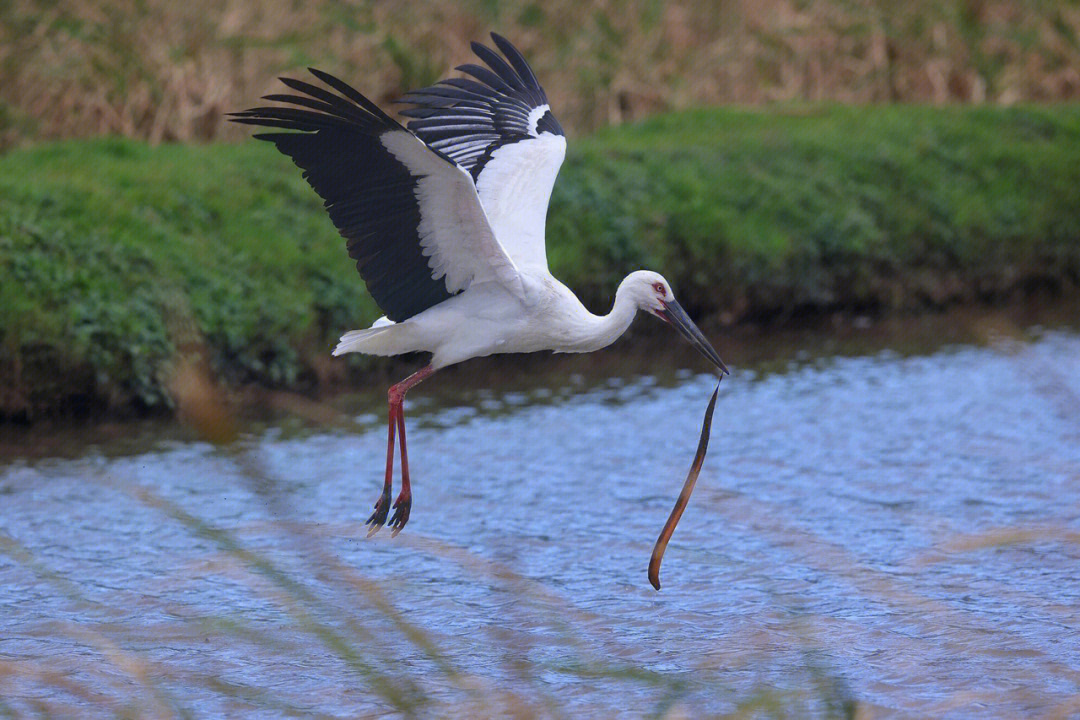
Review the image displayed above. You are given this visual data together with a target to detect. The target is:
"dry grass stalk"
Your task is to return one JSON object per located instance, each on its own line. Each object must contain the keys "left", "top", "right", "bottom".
{"left": 2, "top": 0, "right": 1080, "bottom": 148}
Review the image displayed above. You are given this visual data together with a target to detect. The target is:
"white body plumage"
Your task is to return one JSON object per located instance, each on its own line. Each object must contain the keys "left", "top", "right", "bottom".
{"left": 333, "top": 269, "right": 672, "bottom": 369}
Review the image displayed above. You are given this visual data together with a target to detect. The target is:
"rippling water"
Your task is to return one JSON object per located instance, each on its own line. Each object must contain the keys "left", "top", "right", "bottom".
{"left": 2, "top": 315, "right": 1079, "bottom": 717}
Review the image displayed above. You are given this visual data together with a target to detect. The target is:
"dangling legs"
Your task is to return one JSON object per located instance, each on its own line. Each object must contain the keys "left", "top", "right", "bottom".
{"left": 366, "top": 365, "right": 435, "bottom": 536}
{"left": 388, "top": 408, "right": 411, "bottom": 536}
{"left": 365, "top": 401, "right": 397, "bottom": 534}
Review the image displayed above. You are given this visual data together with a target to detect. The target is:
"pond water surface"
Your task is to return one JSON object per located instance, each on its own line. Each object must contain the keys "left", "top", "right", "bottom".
{"left": 2, "top": 308, "right": 1079, "bottom": 718}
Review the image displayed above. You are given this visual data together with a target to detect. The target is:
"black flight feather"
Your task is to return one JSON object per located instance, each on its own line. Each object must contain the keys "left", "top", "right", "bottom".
{"left": 401, "top": 34, "right": 564, "bottom": 179}
{"left": 229, "top": 70, "right": 457, "bottom": 322}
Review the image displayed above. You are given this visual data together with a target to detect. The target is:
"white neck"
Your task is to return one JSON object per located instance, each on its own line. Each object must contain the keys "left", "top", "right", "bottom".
{"left": 567, "top": 278, "right": 640, "bottom": 353}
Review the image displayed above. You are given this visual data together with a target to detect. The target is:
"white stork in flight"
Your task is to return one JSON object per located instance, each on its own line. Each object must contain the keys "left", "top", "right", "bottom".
{"left": 231, "top": 34, "right": 728, "bottom": 536}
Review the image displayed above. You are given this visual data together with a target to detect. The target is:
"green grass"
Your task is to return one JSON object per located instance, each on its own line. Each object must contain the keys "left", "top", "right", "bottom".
{"left": 1, "top": 138, "right": 376, "bottom": 417}
{"left": 3, "top": 104, "right": 1080, "bottom": 418}
{"left": 553, "top": 104, "right": 1080, "bottom": 316}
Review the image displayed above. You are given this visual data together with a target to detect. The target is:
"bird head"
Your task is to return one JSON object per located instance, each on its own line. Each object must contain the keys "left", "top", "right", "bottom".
{"left": 624, "top": 271, "right": 729, "bottom": 376}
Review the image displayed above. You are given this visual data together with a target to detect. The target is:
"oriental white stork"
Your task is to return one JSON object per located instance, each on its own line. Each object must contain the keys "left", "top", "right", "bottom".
{"left": 231, "top": 34, "right": 728, "bottom": 536}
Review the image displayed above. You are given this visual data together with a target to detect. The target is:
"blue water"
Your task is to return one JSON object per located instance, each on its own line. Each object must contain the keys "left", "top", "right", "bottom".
{"left": 2, "top": 324, "right": 1079, "bottom": 717}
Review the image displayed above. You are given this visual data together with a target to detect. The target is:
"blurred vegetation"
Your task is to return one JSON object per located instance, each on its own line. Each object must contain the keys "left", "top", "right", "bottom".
{"left": 0, "top": 464, "right": 864, "bottom": 718}
{"left": 2, "top": 104, "right": 1079, "bottom": 420}
{"left": 3, "top": 0, "right": 1080, "bottom": 147}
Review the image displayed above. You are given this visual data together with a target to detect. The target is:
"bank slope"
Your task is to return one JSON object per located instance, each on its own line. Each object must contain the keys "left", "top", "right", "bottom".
{"left": 3, "top": 105, "right": 1079, "bottom": 418}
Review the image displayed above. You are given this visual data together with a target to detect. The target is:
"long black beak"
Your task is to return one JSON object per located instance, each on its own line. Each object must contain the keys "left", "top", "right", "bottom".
{"left": 658, "top": 300, "right": 729, "bottom": 375}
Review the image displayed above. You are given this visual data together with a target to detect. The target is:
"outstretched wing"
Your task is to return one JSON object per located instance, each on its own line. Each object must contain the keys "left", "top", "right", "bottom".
{"left": 230, "top": 69, "right": 523, "bottom": 323}
{"left": 400, "top": 33, "right": 566, "bottom": 273}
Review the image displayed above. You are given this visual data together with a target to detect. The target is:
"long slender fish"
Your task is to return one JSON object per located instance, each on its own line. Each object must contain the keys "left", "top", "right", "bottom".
{"left": 648, "top": 378, "right": 722, "bottom": 591}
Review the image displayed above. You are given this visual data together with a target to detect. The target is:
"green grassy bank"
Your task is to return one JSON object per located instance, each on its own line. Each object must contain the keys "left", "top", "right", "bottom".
{"left": 3, "top": 104, "right": 1080, "bottom": 420}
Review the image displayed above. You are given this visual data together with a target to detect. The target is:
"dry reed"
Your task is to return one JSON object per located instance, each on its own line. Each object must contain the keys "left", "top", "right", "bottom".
{"left": 2, "top": 0, "right": 1079, "bottom": 148}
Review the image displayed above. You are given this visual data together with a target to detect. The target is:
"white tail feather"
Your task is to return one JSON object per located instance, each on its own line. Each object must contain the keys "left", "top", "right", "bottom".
{"left": 333, "top": 326, "right": 398, "bottom": 356}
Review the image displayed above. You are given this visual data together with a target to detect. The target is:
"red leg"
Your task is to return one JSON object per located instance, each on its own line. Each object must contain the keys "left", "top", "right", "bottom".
{"left": 365, "top": 402, "right": 397, "bottom": 535}
{"left": 388, "top": 409, "right": 411, "bottom": 536}
{"left": 374, "top": 366, "right": 435, "bottom": 536}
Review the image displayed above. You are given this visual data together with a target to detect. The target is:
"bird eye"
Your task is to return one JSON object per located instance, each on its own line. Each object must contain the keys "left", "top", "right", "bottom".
{"left": 654, "top": 283, "right": 666, "bottom": 295}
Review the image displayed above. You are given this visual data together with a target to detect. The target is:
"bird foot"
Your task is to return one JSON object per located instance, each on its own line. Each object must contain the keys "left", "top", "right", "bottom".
{"left": 388, "top": 493, "right": 411, "bottom": 537}
{"left": 366, "top": 486, "right": 392, "bottom": 536}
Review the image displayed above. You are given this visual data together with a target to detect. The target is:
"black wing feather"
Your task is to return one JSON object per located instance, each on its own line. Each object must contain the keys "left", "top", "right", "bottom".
{"left": 455, "top": 63, "right": 517, "bottom": 96}
{"left": 401, "top": 33, "right": 564, "bottom": 179}
{"left": 491, "top": 33, "right": 543, "bottom": 92}
{"left": 229, "top": 71, "right": 456, "bottom": 322}
{"left": 469, "top": 42, "right": 526, "bottom": 90}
